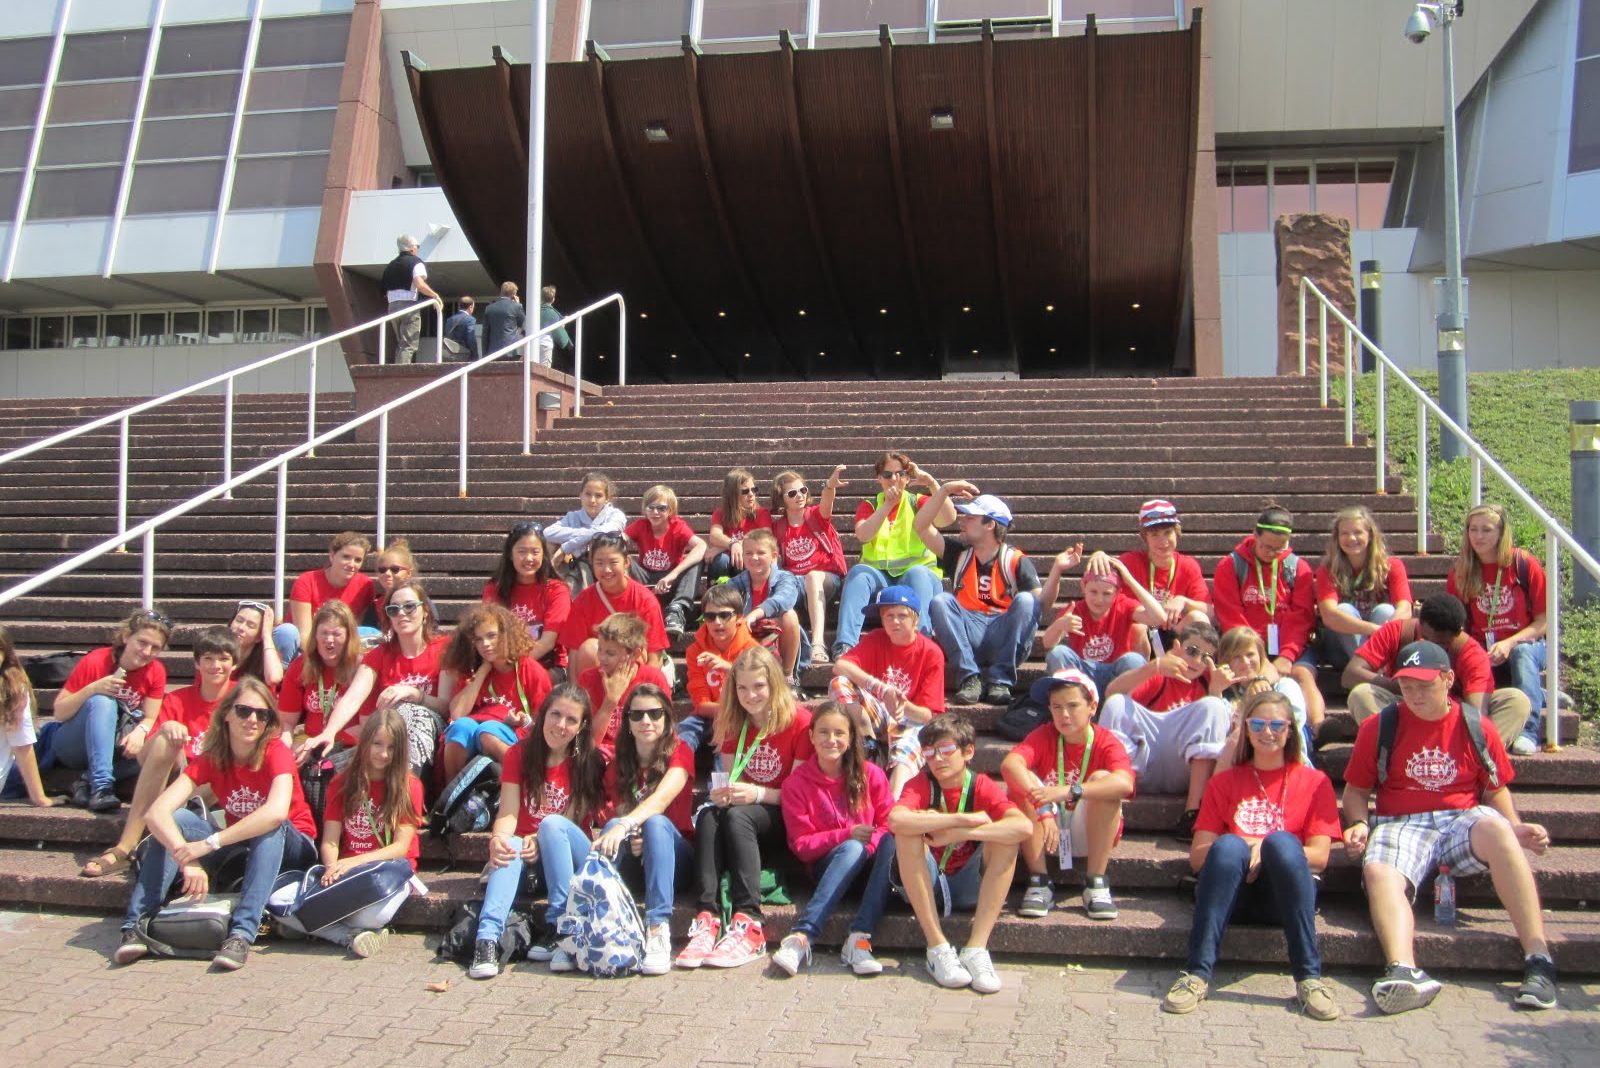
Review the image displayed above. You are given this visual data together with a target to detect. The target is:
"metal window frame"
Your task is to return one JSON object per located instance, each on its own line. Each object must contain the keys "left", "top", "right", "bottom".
{"left": 103, "top": 0, "right": 167, "bottom": 278}
{"left": 207, "top": 0, "right": 266, "bottom": 274}
{"left": 2, "top": 0, "right": 72, "bottom": 282}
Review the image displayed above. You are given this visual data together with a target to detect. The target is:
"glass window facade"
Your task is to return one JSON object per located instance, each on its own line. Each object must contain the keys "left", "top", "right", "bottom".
{"left": 1573, "top": 0, "right": 1600, "bottom": 174}
{"left": 1216, "top": 160, "right": 1396, "bottom": 232}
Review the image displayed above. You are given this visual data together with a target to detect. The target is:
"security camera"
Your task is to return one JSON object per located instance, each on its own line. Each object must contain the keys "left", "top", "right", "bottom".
{"left": 1404, "top": 7, "right": 1433, "bottom": 43}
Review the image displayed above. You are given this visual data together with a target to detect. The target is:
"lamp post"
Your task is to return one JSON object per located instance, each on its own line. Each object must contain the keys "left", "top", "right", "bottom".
{"left": 527, "top": 0, "right": 547, "bottom": 329}
{"left": 1405, "top": 1, "right": 1469, "bottom": 460}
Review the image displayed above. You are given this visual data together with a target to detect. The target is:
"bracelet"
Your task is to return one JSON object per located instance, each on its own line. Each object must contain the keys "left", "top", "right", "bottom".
{"left": 204, "top": 832, "right": 222, "bottom": 851}
{"left": 1036, "top": 802, "right": 1059, "bottom": 818}
{"left": 1342, "top": 818, "right": 1368, "bottom": 832}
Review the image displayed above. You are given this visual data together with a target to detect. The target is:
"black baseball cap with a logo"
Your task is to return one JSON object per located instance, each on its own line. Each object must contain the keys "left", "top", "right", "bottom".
{"left": 1393, "top": 640, "right": 1451, "bottom": 680}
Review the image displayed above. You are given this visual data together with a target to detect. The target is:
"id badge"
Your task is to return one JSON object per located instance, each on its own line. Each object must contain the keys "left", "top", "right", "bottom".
{"left": 1484, "top": 629, "right": 1496, "bottom": 649}
{"left": 1266, "top": 623, "right": 1280, "bottom": 657}
{"left": 1057, "top": 813, "right": 1072, "bottom": 871}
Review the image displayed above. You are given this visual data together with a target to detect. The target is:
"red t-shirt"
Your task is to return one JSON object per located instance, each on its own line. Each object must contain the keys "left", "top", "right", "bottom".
{"left": 1353, "top": 621, "right": 1495, "bottom": 700}
{"left": 558, "top": 580, "right": 669, "bottom": 655}
{"left": 1313, "top": 558, "right": 1412, "bottom": 615}
{"left": 63, "top": 646, "right": 167, "bottom": 714}
{"left": 1195, "top": 762, "right": 1341, "bottom": 843}
{"left": 482, "top": 578, "right": 572, "bottom": 667}
{"left": 719, "top": 705, "right": 815, "bottom": 790}
{"left": 839, "top": 630, "right": 946, "bottom": 714}
{"left": 1117, "top": 550, "right": 1209, "bottom": 607}
{"left": 577, "top": 663, "right": 672, "bottom": 747}
{"left": 773, "top": 506, "right": 844, "bottom": 577}
{"left": 1010, "top": 723, "right": 1135, "bottom": 796}
{"left": 897, "top": 770, "right": 1016, "bottom": 875}
{"left": 358, "top": 635, "right": 450, "bottom": 718}
{"left": 1343, "top": 700, "right": 1515, "bottom": 817}
{"left": 1129, "top": 671, "right": 1210, "bottom": 712}
{"left": 503, "top": 746, "right": 593, "bottom": 836}
{"left": 625, "top": 516, "right": 697, "bottom": 573}
{"left": 603, "top": 739, "right": 696, "bottom": 836}
{"left": 289, "top": 567, "right": 376, "bottom": 622}
{"left": 150, "top": 684, "right": 222, "bottom": 762}
{"left": 471, "top": 657, "right": 554, "bottom": 724}
{"left": 277, "top": 659, "right": 352, "bottom": 744}
{"left": 184, "top": 739, "right": 317, "bottom": 838}
{"left": 710, "top": 505, "right": 773, "bottom": 542}
{"left": 1060, "top": 596, "right": 1141, "bottom": 663}
{"left": 853, "top": 495, "right": 922, "bottom": 526}
{"left": 323, "top": 771, "right": 425, "bottom": 869}
{"left": 1445, "top": 553, "right": 1547, "bottom": 643}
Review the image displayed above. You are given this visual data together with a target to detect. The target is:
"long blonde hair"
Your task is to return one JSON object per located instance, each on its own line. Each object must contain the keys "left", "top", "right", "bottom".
{"left": 1453, "top": 503, "right": 1515, "bottom": 602}
{"left": 0, "top": 625, "right": 34, "bottom": 731}
{"left": 1320, "top": 505, "right": 1391, "bottom": 600}
{"left": 714, "top": 645, "right": 797, "bottom": 746}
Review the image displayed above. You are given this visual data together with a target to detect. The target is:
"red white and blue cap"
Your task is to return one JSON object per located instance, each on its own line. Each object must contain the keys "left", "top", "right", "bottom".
{"left": 1393, "top": 640, "right": 1451, "bottom": 680}
{"left": 1028, "top": 667, "right": 1100, "bottom": 709}
{"left": 1139, "top": 499, "right": 1180, "bottom": 528}
{"left": 955, "top": 493, "right": 1013, "bottom": 527}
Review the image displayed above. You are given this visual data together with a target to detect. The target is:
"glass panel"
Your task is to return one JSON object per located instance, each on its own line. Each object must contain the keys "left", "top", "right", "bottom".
{"left": 229, "top": 153, "right": 328, "bottom": 209}
{"left": 70, "top": 314, "right": 100, "bottom": 348}
{"left": 240, "top": 308, "right": 272, "bottom": 340}
{"left": 275, "top": 306, "right": 307, "bottom": 340}
{"left": 126, "top": 160, "right": 225, "bottom": 215}
{"left": 48, "top": 80, "right": 138, "bottom": 124}
{"left": 1214, "top": 167, "right": 1232, "bottom": 232}
{"left": 206, "top": 308, "right": 237, "bottom": 343}
{"left": 238, "top": 109, "right": 335, "bottom": 155}
{"left": 701, "top": 0, "right": 808, "bottom": 39}
{"left": 1272, "top": 165, "right": 1310, "bottom": 218}
{"left": 1572, "top": 58, "right": 1600, "bottom": 174}
{"left": 937, "top": 1, "right": 1049, "bottom": 19}
{"left": 3, "top": 317, "right": 32, "bottom": 350}
{"left": 1230, "top": 163, "right": 1268, "bottom": 232}
{"left": 36, "top": 316, "right": 65, "bottom": 350}
{"left": 146, "top": 73, "right": 241, "bottom": 117}
{"left": 246, "top": 67, "right": 342, "bottom": 112}
{"left": 312, "top": 306, "right": 331, "bottom": 337}
{"left": 172, "top": 310, "right": 201, "bottom": 343}
{"left": 136, "top": 115, "right": 233, "bottom": 161}
{"left": 0, "top": 171, "right": 20, "bottom": 222}
{"left": 254, "top": 14, "right": 352, "bottom": 68}
{"left": 37, "top": 122, "right": 130, "bottom": 167}
{"left": 1357, "top": 161, "right": 1394, "bottom": 229}
{"left": 1059, "top": 0, "right": 1174, "bottom": 18}
{"left": 59, "top": 30, "right": 151, "bottom": 83}
{"left": 103, "top": 313, "right": 132, "bottom": 347}
{"left": 0, "top": 37, "right": 52, "bottom": 88}
{"left": 589, "top": 0, "right": 691, "bottom": 44}
{"left": 1314, "top": 162, "right": 1357, "bottom": 224}
{"left": 136, "top": 311, "right": 167, "bottom": 343}
{"left": 819, "top": 0, "right": 926, "bottom": 32}
{"left": 1581, "top": 0, "right": 1600, "bottom": 60}
{"left": 27, "top": 165, "right": 119, "bottom": 219}
{"left": 0, "top": 87, "right": 42, "bottom": 128}
{"left": 156, "top": 21, "right": 249, "bottom": 75}
{"left": 0, "top": 128, "right": 32, "bottom": 166}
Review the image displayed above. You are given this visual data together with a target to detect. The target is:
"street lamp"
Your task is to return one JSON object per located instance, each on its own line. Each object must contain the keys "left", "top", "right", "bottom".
{"left": 527, "top": 0, "right": 548, "bottom": 333}
{"left": 1405, "top": 0, "right": 1469, "bottom": 460}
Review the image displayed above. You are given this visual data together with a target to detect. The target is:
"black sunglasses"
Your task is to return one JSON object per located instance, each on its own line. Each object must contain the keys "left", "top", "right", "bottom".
{"left": 626, "top": 706, "right": 669, "bottom": 723}
{"left": 738, "top": 486, "right": 758, "bottom": 496}
{"left": 232, "top": 704, "right": 273, "bottom": 724}
{"left": 141, "top": 609, "right": 172, "bottom": 628}
{"left": 376, "top": 565, "right": 409, "bottom": 575}
{"left": 703, "top": 610, "right": 737, "bottom": 623}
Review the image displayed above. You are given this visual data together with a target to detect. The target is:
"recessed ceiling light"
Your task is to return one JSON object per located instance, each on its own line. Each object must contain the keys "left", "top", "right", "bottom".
{"left": 879, "top": 308, "right": 888, "bottom": 315}
{"left": 1131, "top": 302, "right": 1141, "bottom": 310}
{"left": 717, "top": 310, "right": 726, "bottom": 318}
{"left": 1048, "top": 347, "right": 1057, "bottom": 353}
{"left": 930, "top": 108, "right": 954, "bottom": 130}
{"left": 970, "top": 349, "right": 978, "bottom": 354}
{"left": 961, "top": 305, "right": 971, "bottom": 313}
{"left": 644, "top": 122, "right": 670, "bottom": 143}
{"left": 1128, "top": 346, "right": 1136, "bottom": 352}
{"left": 639, "top": 312, "right": 649, "bottom": 319}
{"left": 797, "top": 309, "right": 806, "bottom": 316}
{"left": 894, "top": 350, "right": 902, "bottom": 355}
{"left": 1045, "top": 304, "right": 1054, "bottom": 312}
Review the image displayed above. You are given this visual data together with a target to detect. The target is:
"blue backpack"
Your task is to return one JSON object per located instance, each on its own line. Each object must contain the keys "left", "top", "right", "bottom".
{"left": 556, "top": 852, "right": 645, "bottom": 977}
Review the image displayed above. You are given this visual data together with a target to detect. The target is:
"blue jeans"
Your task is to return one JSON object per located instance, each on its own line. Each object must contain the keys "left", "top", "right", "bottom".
{"left": 443, "top": 718, "right": 519, "bottom": 756}
{"left": 606, "top": 815, "right": 693, "bottom": 926}
{"left": 929, "top": 592, "right": 1040, "bottom": 688}
{"left": 51, "top": 695, "right": 137, "bottom": 792}
{"left": 793, "top": 835, "right": 898, "bottom": 939}
{"left": 1322, "top": 601, "right": 1397, "bottom": 671}
{"left": 833, "top": 563, "right": 940, "bottom": 654}
{"left": 675, "top": 714, "right": 714, "bottom": 754}
{"left": 476, "top": 815, "right": 592, "bottom": 938}
{"left": 123, "top": 809, "right": 317, "bottom": 943}
{"left": 1045, "top": 646, "right": 1147, "bottom": 695}
{"left": 1186, "top": 831, "right": 1322, "bottom": 982}
{"left": 272, "top": 622, "right": 302, "bottom": 666}
{"left": 1505, "top": 640, "right": 1548, "bottom": 745}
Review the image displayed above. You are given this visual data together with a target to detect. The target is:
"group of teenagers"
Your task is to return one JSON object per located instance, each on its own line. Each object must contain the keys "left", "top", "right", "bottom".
{"left": 0, "top": 451, "right": 1560, "bottom": 1015}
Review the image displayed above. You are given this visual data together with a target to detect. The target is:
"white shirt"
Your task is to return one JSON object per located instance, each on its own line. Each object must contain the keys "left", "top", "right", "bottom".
{"left": 1, "top": 695, "right": 36, "bottom": 790}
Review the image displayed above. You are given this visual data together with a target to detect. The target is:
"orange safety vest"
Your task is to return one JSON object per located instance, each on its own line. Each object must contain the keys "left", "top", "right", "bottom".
{"left": 954, "top": 545, "right": 1023, "bottom": 615}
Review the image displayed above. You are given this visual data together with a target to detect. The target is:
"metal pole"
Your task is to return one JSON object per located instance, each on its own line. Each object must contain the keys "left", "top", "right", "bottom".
{"left": 458, "top": 372, "right": 469, "bottom": 498}
{"left": 377, "top": 319, "right": 386, "bottom": 366}
{"left": 1435, "top": 7, "right": 1469, "bottom": 460}
{"left": 223, "top": 379, "right": 235, "bottom": 499}
{"left": 434, "top": 302, "right": 444, "bottom": 363}
{"left": 1546, "top": 530, "right": 1560, "bottom": 750}
{"left": 1375, "top": 361, "right": 1386, "bottom": 494}
{"left": 1359, "top": 260, "right": 1381, "bottom": 372}
{"left": 1572, "top": 401, "right": 1600, "bottom": 604}
{"left": 1297, "top": 282, "right": 1307, "bottom": 376}
{"left": 1318, "top": 300, "right": 1328, "bottom": 406}
{"left": 141, "top": 529, "right": 155, "bottom": 610}
{"left": 376, "top": 412, "right": 390, "bottom": 547}
{"left": 307, "top": 343, "right": 318, "bottom": 457}
{"left": 522, "top": 338, "right": 533, "bottom": 455}
{"left": 117, "top": 415, "right": 130, "bottom": 550}
{"left": 574, "top": 318, "right": 584, "bottom": 417}
{"left": 1344, "top": 321, "right": 1354, "bottom": 445}
{"left": 618, "top": 298, "right": 628, "bottom": 386}
{"left": 526, "top": 0, "right": 548, "bottom": 329}
{"left": 1417, "top": 398, "right": 1428, "bottom": 551}
{"left": 274, "top": 463, "right": 288, "bottom": 619}
{"left": 1471, "top": 455, "right": 1482, "bottom": 505}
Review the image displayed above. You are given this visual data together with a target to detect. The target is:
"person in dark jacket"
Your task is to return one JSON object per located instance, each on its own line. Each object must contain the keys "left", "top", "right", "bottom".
{"left": 483, "top": 282, "right": 526, "bottom": 358}
{"left": 442, "top": 297, "right": 478, "bottom": 360}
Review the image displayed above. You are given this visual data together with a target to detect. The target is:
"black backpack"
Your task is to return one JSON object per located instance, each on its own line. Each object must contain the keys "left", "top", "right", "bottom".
{"left": 1375, "top": 701, "right": 1501, "bottom": 790}
{"left": 428, "top": 755, "right": 500, "bottom": 842}
{"left": 996, "top": 691, "right": 1050, "bottom": 742}
{"left": 436, "top": 900, "right": 539, "bottom": 965}
{"left": 24, "top": 651, "right": 83, "bottom": 689}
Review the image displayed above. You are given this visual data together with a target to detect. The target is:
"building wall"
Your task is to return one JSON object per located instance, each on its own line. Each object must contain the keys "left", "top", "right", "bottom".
{"left": 0, "top": 339, "right": 352, "bottom": 399}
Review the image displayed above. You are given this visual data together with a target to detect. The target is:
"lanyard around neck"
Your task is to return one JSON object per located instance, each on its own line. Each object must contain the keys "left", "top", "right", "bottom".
{"left": 1057, "top": 725, "right": 1095, "bottom": 794}
{"left": 1253, "top": 555, "right": 1280, "bottom": 617}
{"left": 730, "top": 720, "right": 767, "bottom": 784}
{"left": 936, "top": 769, "right": 974, "bottom": 873}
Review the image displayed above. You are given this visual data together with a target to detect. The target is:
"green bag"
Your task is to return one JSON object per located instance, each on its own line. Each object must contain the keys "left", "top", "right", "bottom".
{"left": 717, "top": 868, "right": 790, "bottom": 926}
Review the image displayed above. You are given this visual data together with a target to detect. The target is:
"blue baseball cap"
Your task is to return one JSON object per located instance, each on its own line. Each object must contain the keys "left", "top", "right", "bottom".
{"left": 874, "top": 585, "right": 922, "bottom": 616}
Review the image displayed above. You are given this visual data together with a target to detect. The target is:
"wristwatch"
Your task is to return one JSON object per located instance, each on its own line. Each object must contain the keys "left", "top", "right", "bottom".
{"left": 1068, "top": 784, "right": 1085, "bottom": 806}
{"left": 204, "top": 832, "right": 222, "bottom": 851}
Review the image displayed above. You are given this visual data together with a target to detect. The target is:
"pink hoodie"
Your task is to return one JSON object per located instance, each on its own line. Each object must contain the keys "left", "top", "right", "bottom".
{"left": 780, "top": 757, "right": 893, "bottom": 867}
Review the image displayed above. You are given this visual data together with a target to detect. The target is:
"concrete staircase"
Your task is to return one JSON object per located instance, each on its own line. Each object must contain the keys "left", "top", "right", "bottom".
{"left": 0, "top": 377, "right": 1594, "bottom": 973}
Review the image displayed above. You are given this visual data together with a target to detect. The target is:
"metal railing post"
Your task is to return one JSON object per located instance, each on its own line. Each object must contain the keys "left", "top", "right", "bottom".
{"left": 222, "top": 379, "right": 235, "bottom": 499}
{"left": 1318, "top": 300, "right": 1328, "bottom": 407}
{"left": 522, "top": 339, "right": 533, "bottom": 455}
{"left": 274, "top": 462, "right": 289, "bottom": 619}
{"left": 618, "top": 298, "right": 627, "bottom": 386}
{"left": 1374, "top": 361, "right": 1386, "bottom": 494}
{"left": 1417, "top": 398, "right": 1428, "bottom": 552}
{"left": 458, "top": 372, "right": 469, "bottom": 498}
{"left": 1546, "top": 530, "right": 1560, "bottom": 750}
{"left": 1297, "top": 281, "right": 1307, "bottom": 376}
{"left": 574, "top": 319, "right": 585, "bottom": 418}
{"left": 307, "top": 343, "right": 318, "bottom": 457}
{"left": 117, "top": 415, "right": 131, "bottom": 551}
{"left": 1344, "top": 322, "right": 1354, "bottom": 445}
{"left": 376, "top": 412, "right": 389, "bottom": 547}
{"left": 141, "top": 529, "right": 155, "bottom": 610}
{"left": 1472, "top": 456, "right": 1483, "bottom": 505}
{"left": 377, "top": 320, "right": 387, "bottom": 366}
{"left": 435, "top": 301, "right": 444, "bottom": 364}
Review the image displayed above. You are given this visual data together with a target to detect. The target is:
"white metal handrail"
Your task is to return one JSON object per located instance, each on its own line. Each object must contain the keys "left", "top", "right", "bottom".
{"left": 0, "top": 300, "right": 445, "bottom": 537}
{"left": 1299, "top": 276, "right": 1599, "bottom": 749}
{"left": 0, "top": 294, "right": 624, "bottom": 623}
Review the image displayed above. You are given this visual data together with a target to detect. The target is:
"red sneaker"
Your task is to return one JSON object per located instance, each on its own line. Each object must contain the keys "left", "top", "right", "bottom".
{"left": 673, "top": 911, "right": 721, "bottom": 969}
{"left": 703, "top": 912, "right": 767, "bottom": 968}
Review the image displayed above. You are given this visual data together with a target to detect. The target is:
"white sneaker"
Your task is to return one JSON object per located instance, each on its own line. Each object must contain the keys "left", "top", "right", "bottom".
{"left": 350, "top": 929, "right": 388, "bottom": 959}
{"left": 840, "top": 932, "right": 884, "bottom": 976}
{"left": 959, "top": 946, "right": 1002, "bottom": 994}
{"left": 772, "top": 933, "right": 811, "bottom": 976}
{"left": 926, "top": 942, "right": 971, "bottom": 989}
{"left": 1083, "top": 875, "right": 1119, "bottom": 921}
{"left": 550, "top": 946, "right": 576, "bottom": 973}
{"left": 1511, "top": 735, "right": 1538, "bottom": 756}
{"left": 640, "top": 923, "right": 671, "bottom": 976}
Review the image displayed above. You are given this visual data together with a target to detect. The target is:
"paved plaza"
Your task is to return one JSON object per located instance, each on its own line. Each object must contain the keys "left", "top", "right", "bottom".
{"left": 3, "top": 910, "right": 1592, "bottom": 1068}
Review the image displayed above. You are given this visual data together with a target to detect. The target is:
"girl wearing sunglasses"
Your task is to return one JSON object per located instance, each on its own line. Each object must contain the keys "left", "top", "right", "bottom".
{"left": 594, "top": 683, "right": 694, "bottom": 975}
{"left": 228, "top": 599, "right": 283, "bottom": 689}
{"left": 301, "top": 581, "right": 455, "bottom": 777}
{"left": 706, "top": 467, "right": 773, "bottom": 583}
{"left": 114, "top": 677, "right": 319, "bottom": 972}
{"left": 484, "top": 520, "right": 570, "bottom": 678}
{"left": 771, "top": 467, "right": 849, "bottom": 665}
{"left": 365, "top": 539, "right": 419, "bottom": 637}
{"left": 1161, "top": 689, "right": 1342, "bottom": 1021}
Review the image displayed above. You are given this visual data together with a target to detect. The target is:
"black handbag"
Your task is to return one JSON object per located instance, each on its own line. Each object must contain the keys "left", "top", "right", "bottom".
{"left": 137, "top": 894, "right": 241, "bottom": 958}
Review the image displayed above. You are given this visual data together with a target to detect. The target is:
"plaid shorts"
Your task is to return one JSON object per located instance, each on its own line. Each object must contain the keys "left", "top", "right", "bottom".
{"left": 1364, "top": 805, "right": 1503, "bottom": 895}
{"left": 828, "top": 677, "right": 925, "bottom": 770}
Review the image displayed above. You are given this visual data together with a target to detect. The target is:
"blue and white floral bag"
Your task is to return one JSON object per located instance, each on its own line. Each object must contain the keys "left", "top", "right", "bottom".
{"left": 555, "top": 851, "right": 645, "bottom": 977}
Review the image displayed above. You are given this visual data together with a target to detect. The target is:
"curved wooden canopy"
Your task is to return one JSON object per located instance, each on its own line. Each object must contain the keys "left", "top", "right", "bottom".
{"left": 406, "top": 21, "right": 1200, "bottom": 381}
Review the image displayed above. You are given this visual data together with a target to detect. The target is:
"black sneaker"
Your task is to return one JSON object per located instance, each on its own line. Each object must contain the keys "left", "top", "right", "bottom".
{"left": 1371, "top": 962, "right": 1442, "bottom": 1015}
{"left": 469, "top": 938, "right": 501, "bottom": 980}
{"left": 953, "top": 675, "right": 984, "bottom": 706}
{"left": 88, "top": 788, "right": 123, "bottom": 813}
{"left": 212, "top": 935, "right": 250, "bottom": 971}
{"left": 69, "top": 778, "right": 90, "bottom": 808}
{"left": 983, "top": 683, "right": 1012, "bottom": 705}
{"left": 1174, "top": 808, "right": 1199, "bottom": 842}
{"left": 1516, "top": 954, "right": 1558, "bottom": 1010}
{"left": 526, "top": 938, "right": 557, "bottom": 962}
{"left": 664, "top": 608, "right": 687, "bottom": 642}
{"left": 113, "top": 928, "right": 148, "bottom": 966}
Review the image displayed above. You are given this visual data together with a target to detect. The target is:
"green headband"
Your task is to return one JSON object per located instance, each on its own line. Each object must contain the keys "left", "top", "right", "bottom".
{"left": 1256, "top": 523, "right": 1294, "bottom": 535}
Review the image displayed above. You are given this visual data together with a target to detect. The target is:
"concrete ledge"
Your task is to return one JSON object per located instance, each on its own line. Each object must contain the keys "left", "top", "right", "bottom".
{"left": 348, "top": 361, "right": 602, "bottom": 446}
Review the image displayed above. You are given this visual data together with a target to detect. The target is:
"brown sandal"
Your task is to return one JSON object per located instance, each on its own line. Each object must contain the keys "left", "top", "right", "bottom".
{"left": 80, "top": 846, "right": 131, "bottom": 879}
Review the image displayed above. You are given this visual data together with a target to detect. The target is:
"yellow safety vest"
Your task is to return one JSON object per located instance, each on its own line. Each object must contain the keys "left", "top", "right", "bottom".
{"left": 860, "top": 492, "right": 942, "bottom": 578}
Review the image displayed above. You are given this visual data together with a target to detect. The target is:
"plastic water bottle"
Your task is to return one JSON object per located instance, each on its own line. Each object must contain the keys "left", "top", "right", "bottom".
{"left": 1433, "top": 864, "right": 1457, "bottom": 926}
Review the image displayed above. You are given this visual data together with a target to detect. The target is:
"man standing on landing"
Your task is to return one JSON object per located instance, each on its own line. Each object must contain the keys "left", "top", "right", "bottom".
{"left": 382, "top": 234, "right": 440, "bottom": 364}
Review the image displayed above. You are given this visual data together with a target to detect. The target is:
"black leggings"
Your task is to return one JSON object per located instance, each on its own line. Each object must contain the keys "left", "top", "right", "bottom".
{"left": 695, "top": 802, "right": 785, "bottom": 917}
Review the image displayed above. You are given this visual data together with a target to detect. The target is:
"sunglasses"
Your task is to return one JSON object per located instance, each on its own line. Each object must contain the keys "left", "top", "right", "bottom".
{"left": 384, "top": 600, "right": 423, "bottom": 617}
{"left": 878, "top": 470, "right": 907, "bottom": 480}
{"left": 232, "top": 704, "right": 273, "bottom": 724}
{"left": 1182, "top": 644, "right": 1209, "bottom": 660}
{"left": 1247, "top": 718, "right": 1291, "bottom": 733}
{"left": 510, "top": 520, "right": 544, "bottom": 537}
{"left": 236, "top": 599, "right": 269, "bottom": 614}
{"left": 376, "top": 565, "right": 409, "bottom": 575}
{"left": 738, "top": 486, "right": 758, "bottom": 497}
{"left": 703, "top": 610, "right": 737, "bottom": 623}
{"left": 784, "top": 487, "right": 809, "bottom": 499}
{"left": 626, "top": 706, "right": 670, "bottom": 723}
{"left": 644, "top": 503, "right": 671, "bottom": 513}
{"left": 920, "top": 741, "right": 960, "bottom": 760}
{"left": 141, "top": 609, "right": 172, "bottom": 628}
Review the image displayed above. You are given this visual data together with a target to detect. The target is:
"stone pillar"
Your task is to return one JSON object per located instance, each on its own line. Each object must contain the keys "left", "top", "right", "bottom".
{"left": 1274, "top": 213, "right": 1355, "bottom": 376}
